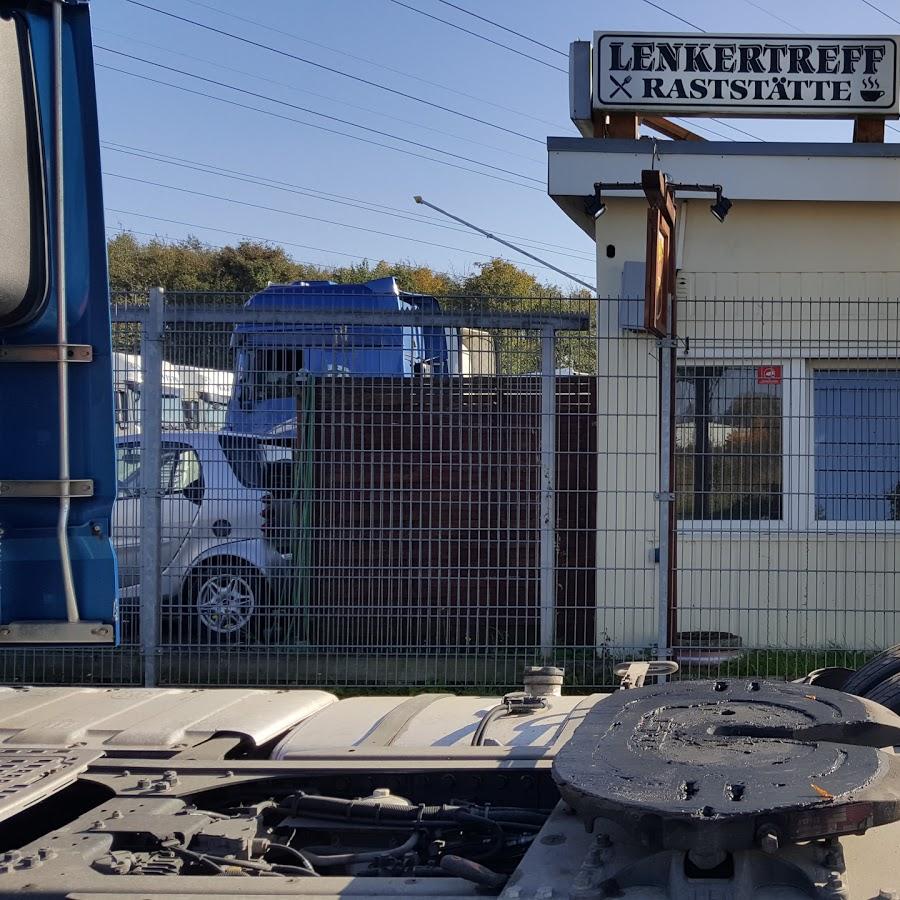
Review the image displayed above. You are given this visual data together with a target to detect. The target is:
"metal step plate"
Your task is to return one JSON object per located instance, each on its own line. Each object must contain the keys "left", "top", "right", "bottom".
{"left": 553, "top": 679, "right": 900, "bottom": 853}
{"left": 0, "top": 749, "right": 101, "bottom": 822}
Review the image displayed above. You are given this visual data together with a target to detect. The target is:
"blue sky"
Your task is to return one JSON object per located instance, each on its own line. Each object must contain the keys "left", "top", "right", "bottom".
{"left": 94, "top": 0, "right": 900, "bottom": 290}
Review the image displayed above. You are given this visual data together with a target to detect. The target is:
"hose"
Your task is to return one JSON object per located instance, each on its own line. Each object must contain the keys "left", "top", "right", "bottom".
{"left": 470, "top": 696, "right": 547, "bottom": 746}
{"left": 265, "top": 843, "right": 318, "bottom": 876}
{"left": 470, "top": 704, "right": 509, "bottom": 747}
{"left": 439, "top": 854, "right": 507, "bottom": 889}
{"left": 278, "top": 792, "right": 451, "bottom": 822}
{"left": 299, "top": 832, "right": 419, "bottom": 867}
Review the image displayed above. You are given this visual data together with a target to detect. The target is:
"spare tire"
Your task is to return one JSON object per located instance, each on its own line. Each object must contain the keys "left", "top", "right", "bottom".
{"left": 841, "top": 644, "right": 900, "bottom": 698}
{"left": 862, "top": 671, "right": 900, "bottom": 714}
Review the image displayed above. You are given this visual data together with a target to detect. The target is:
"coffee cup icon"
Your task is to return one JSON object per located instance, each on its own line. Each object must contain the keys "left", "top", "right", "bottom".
{"left": 861, "top": 88, "right": 885, "bottom": 101}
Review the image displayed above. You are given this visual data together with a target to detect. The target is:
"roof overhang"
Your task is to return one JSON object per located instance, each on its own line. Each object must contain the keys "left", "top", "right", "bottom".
{"left": 548, "top": 137, "right": 900, "bottom": 236}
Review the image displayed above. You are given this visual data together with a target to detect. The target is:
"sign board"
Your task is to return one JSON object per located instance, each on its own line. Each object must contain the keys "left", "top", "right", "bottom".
{"left": 644, "top": 207, "right": 673, "bottom": 336}
{"left": 595, "top": 33, "right": 899, "bottom": 116}
{"left": 757, "top": 365, "right": 782, "bottom": 385}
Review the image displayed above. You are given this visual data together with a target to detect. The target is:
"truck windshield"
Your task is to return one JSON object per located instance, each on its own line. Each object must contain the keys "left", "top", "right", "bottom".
{"left": 252, "top": 348, "right": 305, "bottom": 401}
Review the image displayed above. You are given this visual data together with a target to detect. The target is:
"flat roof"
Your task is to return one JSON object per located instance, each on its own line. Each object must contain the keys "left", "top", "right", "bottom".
{"left": 547, "top": 137, "right": 900, "bottom": 235}
{"left": 547, "top": 138, "right": 900, "bottom": 158}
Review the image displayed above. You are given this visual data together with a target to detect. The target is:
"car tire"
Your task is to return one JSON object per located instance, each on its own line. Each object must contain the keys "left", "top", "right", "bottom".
{"left": 841, "top": 645, "right": 900, "bottom": 698}
{"left": 184, "top": 562, "right": 265, "bottom": 642}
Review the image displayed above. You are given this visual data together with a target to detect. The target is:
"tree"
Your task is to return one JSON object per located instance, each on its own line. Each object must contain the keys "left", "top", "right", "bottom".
{"left": 106, "top": 235, "right": 596, "bottom": 374}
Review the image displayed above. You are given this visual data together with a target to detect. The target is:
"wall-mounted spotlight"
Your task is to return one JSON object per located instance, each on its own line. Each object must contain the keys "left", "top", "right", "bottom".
{"left": 709, "top": 190, "right": 733, "bottom": 223}
{"left": 584, "top": 182, "right": 607, "bottom": 219}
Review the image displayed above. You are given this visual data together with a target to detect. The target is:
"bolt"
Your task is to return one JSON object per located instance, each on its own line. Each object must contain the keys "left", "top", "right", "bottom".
{"left": 36, "top": 849, "right": 56, "bottom": 861}
{"left": 90, "top": 626, "right": 110, "bottom": 636}
{"left": 90, "top": 522, "right": 102, "bottom": 536}
{"left": 92, "top": 820, "right": 105, "bottom": 829}
{"left": 224, "top": 770, "right": 234, "bottom": 778}
{"left": 110, "top": 810, "right": 122, "bottom": 819}
{"left": 136, "top": 778, "right": 151, "bottom": 789}
{"left": 759, "top": 830, "right": 779, "bottom": 854}
{"left": 595, "top": 833, "right": 612, "bottom": 848}
{"left": 825, "top": 872, "right": 844, "bottom": 891}
{"left": 0, "top": 629, "right": 10, "bottom": 637}
{"left": 16, "top": 857, "right": 35, "bottom": 869}
{"left": 878, "top": 892, "right": 898, "bottom": 900}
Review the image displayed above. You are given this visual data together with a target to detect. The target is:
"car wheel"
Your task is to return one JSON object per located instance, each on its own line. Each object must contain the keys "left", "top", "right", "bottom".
{"left": 187, "top": 564, "right": 263, "bottom": 641}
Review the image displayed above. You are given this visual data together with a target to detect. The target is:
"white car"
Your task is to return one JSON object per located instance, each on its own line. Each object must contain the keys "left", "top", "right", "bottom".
{"left": 113, "top": 431, "right": 291, "bottom": 639}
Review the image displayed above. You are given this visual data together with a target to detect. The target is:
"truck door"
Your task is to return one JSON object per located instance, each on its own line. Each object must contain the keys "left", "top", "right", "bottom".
{"left": 0, "top": 2, "right": 118, "bottom": 641}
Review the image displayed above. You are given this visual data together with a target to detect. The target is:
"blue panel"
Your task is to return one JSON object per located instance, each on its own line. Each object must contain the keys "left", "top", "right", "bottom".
{"left": 814, "top": 371, "right": 900, "bottom": 522}
{"left": 0, "top": 3, "right": 117, "bottom": 630}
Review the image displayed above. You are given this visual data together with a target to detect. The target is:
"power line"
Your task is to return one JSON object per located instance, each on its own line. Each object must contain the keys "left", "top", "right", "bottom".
{"left": 102, "top": 173, "right": 595, "bottom": 279}
{"left": 95, "top": 46, "right": 543, "bottom": 183}
{"left": 631, "top": 3, "right": 769, "bottom": 141}
{"left": 740, "top": 0, "right": 801, "bottom": 30}
{"left": 386, "top": 0, "right": 566, "bottom": 72}
{"left": 95, "top": 27, "right": 543, "bottom": 165}
{"left": 637, "top": 0, "right": 703, "bottom": 31}
{"left": 431, "top": 0, "right": 567, "bottom": 57}
{"left": 177, "top": 0, "right": 563, "bottom": 129}
{"left": 96, "top": 62, "right": 544, "bottom": 193}
{"left": 105, "top": 208, "right": 594, "bottom": 283}
{"left": 101, "top": 141, "right": 594, "bottom": 261}
{"left": 858, "top": 0, "right": 900, "bottom": 26}
{"left": 122, "top": 0, "right": 542, "bottom": 143}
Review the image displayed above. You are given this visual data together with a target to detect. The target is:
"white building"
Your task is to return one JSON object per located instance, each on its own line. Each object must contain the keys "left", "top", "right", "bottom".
{"left": 549, "top": 34, "right": 900, "bottom": 654}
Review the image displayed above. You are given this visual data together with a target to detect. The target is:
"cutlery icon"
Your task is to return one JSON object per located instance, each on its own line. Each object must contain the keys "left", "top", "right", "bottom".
{"left": 610, "top": 74, "right": 633, "bottom": 99}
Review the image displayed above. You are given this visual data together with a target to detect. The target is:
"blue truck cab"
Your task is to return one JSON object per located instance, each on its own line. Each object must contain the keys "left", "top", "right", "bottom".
{"left": 0, "top": 1, "right": 117, "bottom": 641}
{"left": 225, "top": 277, "right": 495, "bottom": 435}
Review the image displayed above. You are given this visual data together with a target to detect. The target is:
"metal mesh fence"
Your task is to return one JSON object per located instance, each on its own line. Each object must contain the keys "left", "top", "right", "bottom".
{"left": 1, "top": 286, "right": 896, "bottom": 689}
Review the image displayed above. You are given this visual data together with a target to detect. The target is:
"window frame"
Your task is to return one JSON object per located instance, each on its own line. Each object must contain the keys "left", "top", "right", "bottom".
{"left": 805, "top": 360, "right": 900, "bottom": 534}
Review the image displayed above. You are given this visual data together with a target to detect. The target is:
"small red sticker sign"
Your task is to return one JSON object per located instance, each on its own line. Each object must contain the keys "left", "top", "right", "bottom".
{"left": 757, "top": 365, "right": 782, "bottom": 385}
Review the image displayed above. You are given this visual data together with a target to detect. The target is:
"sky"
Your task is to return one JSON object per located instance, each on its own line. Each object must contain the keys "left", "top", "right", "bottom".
{"left": 93, "top": 0, "right": 900, "bottom": 291}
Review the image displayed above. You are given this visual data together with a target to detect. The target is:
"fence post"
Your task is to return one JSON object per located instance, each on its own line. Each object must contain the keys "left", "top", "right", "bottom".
{"left": 539, "top": 325, "right": 557, "bottom": 662}
{"left": 139, "top": 287, "right": 164, "bottom": 686}
{"left": 657, "top": 336, "right": 676, "bottom": 665}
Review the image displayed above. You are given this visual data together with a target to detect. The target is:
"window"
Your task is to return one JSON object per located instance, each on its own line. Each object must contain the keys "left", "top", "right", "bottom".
{"left": 114, "top": 389, "right": 127, "bottom": 428}
{"left": 814, "top": 370, "right": 900, "bottom": 522}
{"left": 161, "top": 393, "right": 186, "bottom": 429}
{"left": 676, "top": 366, "right": 783, "bottom": 521}
{"left": 218, "top": 433, "right": 292, "bottom": 488}
{"left": 252, "top": 348, "right": 305, "bottom": 401}
{"left": 116, "top": 443, "right": 202, "bottom": 498}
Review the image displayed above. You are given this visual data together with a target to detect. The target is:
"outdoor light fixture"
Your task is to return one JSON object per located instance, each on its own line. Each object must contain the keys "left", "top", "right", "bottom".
{"left": 588, "top": 177, "right": 734, "bottom": 223}
{"left": 709, "top": 190, "right": 733, "bottom": 223}
{"left": 584, "top": 182, "right": 607, "bottom": 218}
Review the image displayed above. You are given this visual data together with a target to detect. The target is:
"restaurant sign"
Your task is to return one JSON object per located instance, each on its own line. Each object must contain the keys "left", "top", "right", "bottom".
{"left": 594, "top": 33, "right": 899, "bottom": 116}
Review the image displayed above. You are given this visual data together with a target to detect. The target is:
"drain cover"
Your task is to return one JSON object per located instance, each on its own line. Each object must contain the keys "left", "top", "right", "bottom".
{"left": 553, "top": 679, "right": 900, "bottom": 852}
